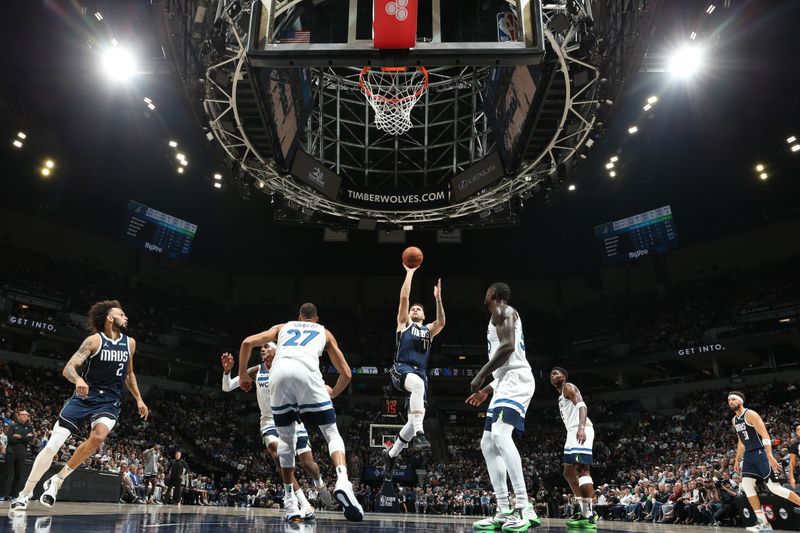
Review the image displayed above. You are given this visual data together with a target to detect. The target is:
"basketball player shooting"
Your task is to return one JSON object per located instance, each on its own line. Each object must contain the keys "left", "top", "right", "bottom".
{"left": 11, "top": 300, "right": 149, "bottom": 511}
{"left": 466, "top": 283, "right": 539, "bottom": 532}
{"left": 383, "top": 262, "right": 445, "bottom": 478}
{"left": 237, "top": 303, "right": 363, "bottom": 522}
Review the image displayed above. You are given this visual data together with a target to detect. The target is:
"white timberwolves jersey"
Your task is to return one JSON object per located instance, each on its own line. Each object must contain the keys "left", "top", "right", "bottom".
{"left": 275, "top": 321, "right": 327, "bottom": 373}
{"left": 487, "top": 306, "right": 531, "bottom": 380}
{"left": 559, "top": 392, "right": 593, "bottom": 430}
{"left": 255, "top": 363, "right": 273, "bottom": 427}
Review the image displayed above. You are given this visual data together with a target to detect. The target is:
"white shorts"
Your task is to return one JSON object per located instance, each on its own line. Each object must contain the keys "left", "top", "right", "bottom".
{"left": 486, "top": 368, "right": 535, "bottom": 433}
{"left": 563, "top": 426, "right": 594, "bottom": 465}
{"left": 263, "top": 421, "right": 312, "bottom": 455}
{"left": 270, "top": 358, "right": 336, "bottom": 427}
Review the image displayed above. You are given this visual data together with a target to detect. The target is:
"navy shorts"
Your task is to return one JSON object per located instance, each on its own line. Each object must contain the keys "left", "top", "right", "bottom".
{"left": 389, "top": 363, "right": 429, "bottom": 405}
{"left": 58, "top": 392, "right": 121, "bottom": 434}
{"left": 741, "top": 449, "right": 776, "bottom": 480}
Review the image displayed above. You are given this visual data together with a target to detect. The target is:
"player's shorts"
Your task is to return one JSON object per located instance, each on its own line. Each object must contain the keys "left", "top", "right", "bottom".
{"left": 562, "top": 426, "right": 595, "bottom": 465}
{"left": 270, "top": 358, "right": 336, "bottom": 427}
{"left": 262, "top": 421, "right": 311, "bottom": 454}
{"left": 484, "top": 368, "right": 535, "bottom": 433}
{"left": 389, "top": 362, "right": 429, "bottom": 405}
{"left": 58, "top": 391, "right": 121, "bottom": 434}
{"left": 741, "top": 449, "right": 778, "bottom": 481}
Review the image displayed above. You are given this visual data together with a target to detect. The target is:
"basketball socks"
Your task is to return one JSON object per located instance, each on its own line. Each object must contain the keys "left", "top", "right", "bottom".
{"left": 335, "top": 465, "right": 349, "bottom": 482}
{"left": 312, "top": 477, "right": 325, "bottom": 489}
{"left": 21, "top": 449, "right": 58, "bottom": 496}
{"left": 480, "top": 431, "right": 510, "bottom": 511}
{"left": 755, "top": 509, "right": 767, "bottom": 524}
{"left": 56, "top": 465, "right": 74, "bottom": 480}
{"left": 492, "top": 420, "right": 528, "bottom": 507}
{"left": 296, "top": 488, "right": 310, "bottom": 509}
{"left": 580, "top": 498, "right": 593, "bottom": 518}
{"left": 389, "top": 421, "right": 415, "bottom": 458}
{"left": 284, "top": 484, "right": 295, "bottom": 498}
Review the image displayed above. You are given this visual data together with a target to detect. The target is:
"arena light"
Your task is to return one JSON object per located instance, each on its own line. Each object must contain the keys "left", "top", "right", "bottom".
{"left": 628, "top": 126, "right": 638, "bottom": 134}
{"left": 213, "top": 173, "right": 222, "bottom": 180}
{"left": 609, "top": 156, "right": 619, "bottom": 163}
{"left": 168, "top": 140, "right": 178, "bottom": 148}
{"left": 111, "top": 38, "right": 119, "bottom": 48}
{"left": 94, "top": 12, "right": 103, "bottom": 21}
{"left": 667, "top": 45, "right": 705, "bottom": 79}
{"left": 147, "top": 103, "right": 156, "bottom": 111}
{"left": 143, "top": 97, "right": 152, "bottom": 104}
{"left": 176, "top": 152, "right": 186, "bottom": 161}
{"left": 690, "top": 31, "right": 697, "bottom": 41}
{"left": 17, "top": 132, "right": 26, "bottom": 140}
{"left": 179, "top": 160, "right": 188, "bottom": 167}
{"left": 101, "top": 47, "right": 137, "bottom": 82}
{"left": 755, "top": 164, "right": 764, "bottom": 172}
{"left": 706, "top": 4, "right": 716, "bottom": 14}
{"left": 609, "top": 170, "right": 617, "bottom": 178}
{"left": 605, "top": 162, "right": 614, "bottom": 169}
{"left": 568, "top": 184, "right": 576, "bottom": 191}
{"left": 647, "top": 96, "right": 658, "bottom": 104}
{"left": 12, "top": 139, "right": 23, "bottom": 148}
{"left": 791, "top": 144, "right": 800, "bottom": 153}
{"left": 257, "top": 181, "right": 265, "bottom": 188}
{"left": 213, "top": 182, "right": 222, "bottom": 189}
{"left": 177, "top": 167, "right": 184, "bottom": 174}
{"left": 759, "top": 172, "right": 768, "bottom": 180}
{"left": 643, "top": 104, "right": 652, "bottom": 111}
{"left": 786, "top": 136, "right": 796, "bottom": 144}
{"left": 44, "top": 159, "right": 55, "bottom": 169}
{"left": 40, "top": 167, "right": 51, "bottom": 177}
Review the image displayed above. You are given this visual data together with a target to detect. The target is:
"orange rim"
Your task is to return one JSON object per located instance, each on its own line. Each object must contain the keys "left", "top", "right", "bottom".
{"left": 359, "top": 66, "right": 429, "bottom": 104}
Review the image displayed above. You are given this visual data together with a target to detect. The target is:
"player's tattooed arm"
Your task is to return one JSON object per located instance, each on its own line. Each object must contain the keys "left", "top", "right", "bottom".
{"left": 63, "top": 335, "right": 99, "bottom": 396}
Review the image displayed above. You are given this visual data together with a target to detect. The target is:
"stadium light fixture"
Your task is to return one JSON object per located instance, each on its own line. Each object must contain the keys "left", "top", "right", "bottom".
{"left": 168, "top": 140, "right": 178, "bottom": 148}
{"left": 12, "top": 140, "right": 23, "bottom": 148}
{"left": 147, "top": 103, "right": 156, "bottom": 111}
{"left": 643, "top": 104, "right": 652, "bottom": 111}
{"left": 609, "top": 156, "right": 619, "bottom": 163}
{"left": 257, "top": 181, "right": 265, "bottom": 188}
{"left": 44, "top": 160, "right": 55, "bottom": 169}
{"left": 179, "top": 160, "right": 188, "bottom": 167}
{"left": 213, "top": 173, "right": 222, "bottom": 180}
{"left": 40, "top": 167, "right": 51, "bottom": 177}
{"left": 143, "top": 97, "right": 152, "bottom": 104}
{"left": 568, "top": 184, "right": 576, "bottom": 191}
{"left": 706, "top": 4, "right": 715, "bottom": 14}
{"left": 101, "top": 47, "right": 137, "bottom": 82}
{"left": 786, "top": 136, "right": 796, "bottom": 144}
{"left": 667, "top": 45, "right": 705, "bottom": 79}
{"left": 647, "top": 96, "right": 658, "bottom": 104}
{"left": 177, "top": 167, "right": 184, "bottom": 174}
{"left": 609, "top": 171, "right": 617, "bottom": 178}
{"left": 214, "top": 182, "right": 222, "bottom": 189}
{"left": 176, "top": 153, "right": 186, "bottom": 161}
{"left": 755, "top": 164, "right": 764, "bottom": 172}
{"left": 791, "top": 144, "right": 800, "bottom": 153}
{"left": 17, "top": 132, "right": 26, "bottom": 140}
{"left": 628, "top": 126, "right": 638, "bottom": 134}
{"left": 759, "top": 172, "right": 768, "bottom": 180}
{"left": 94, "top": 12, "right": 103, "bottom": 21}
{"left": 690, "top": 31, "right": 697, "bottom": 41}
{"left": 605, "top": 163, "right": 614, "bottom": 169}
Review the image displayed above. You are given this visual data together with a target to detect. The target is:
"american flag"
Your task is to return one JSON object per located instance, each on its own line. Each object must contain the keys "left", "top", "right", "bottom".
{"left": 279, "top": 30, "right": 311, "bottom": 43}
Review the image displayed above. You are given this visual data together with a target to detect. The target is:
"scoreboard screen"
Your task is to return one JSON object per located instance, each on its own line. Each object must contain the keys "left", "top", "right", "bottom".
{"left": 124, "top": 201, "right": 197, "bottom": 261}
{"left": 595, "top": 205, "right": 678, "bottom": 264}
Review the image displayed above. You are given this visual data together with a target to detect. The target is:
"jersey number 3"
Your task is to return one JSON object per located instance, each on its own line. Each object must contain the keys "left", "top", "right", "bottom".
{"left": 282, "top": 329, "right": 320, "bottom": 347}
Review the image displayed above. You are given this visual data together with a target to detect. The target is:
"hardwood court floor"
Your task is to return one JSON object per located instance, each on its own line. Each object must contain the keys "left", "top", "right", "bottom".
{"left": 0, "top": 503, "right": 784, "bottom": 532}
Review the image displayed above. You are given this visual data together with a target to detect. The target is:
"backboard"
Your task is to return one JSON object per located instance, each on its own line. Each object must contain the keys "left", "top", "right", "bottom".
{"left": 247, "top": 0, "right": 545, "bottom": 67}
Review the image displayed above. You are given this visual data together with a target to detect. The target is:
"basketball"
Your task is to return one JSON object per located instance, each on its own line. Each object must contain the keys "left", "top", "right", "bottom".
{"left": 402, "top": 246, "right": 423, "bottom": 268}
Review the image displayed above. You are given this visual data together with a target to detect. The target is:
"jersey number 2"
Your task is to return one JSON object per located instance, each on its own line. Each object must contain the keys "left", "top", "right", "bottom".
{"left": 116, "top": 363, "right": 125, "bottom": 376}
{"left": 283, "top": 329, "right": 320, "bottom": 347}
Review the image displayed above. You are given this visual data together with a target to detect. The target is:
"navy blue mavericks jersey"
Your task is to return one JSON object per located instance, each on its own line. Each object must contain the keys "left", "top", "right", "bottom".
{"left": 395, "top": 323, "right": 432, "bottom": 369}
{"left": 83, "top": 332, "right": 131, "bottom": 398}
{"left": 733, "top": 409, "right": 763, "bottom": 453}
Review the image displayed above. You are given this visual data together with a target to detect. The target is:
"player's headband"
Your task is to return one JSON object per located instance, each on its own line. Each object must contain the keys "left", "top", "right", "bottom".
{"left": 267, "top": 341, "right": 277, "bottom": 349}
{"left": 727, "top": 394, "right": 744, "bottom": 404}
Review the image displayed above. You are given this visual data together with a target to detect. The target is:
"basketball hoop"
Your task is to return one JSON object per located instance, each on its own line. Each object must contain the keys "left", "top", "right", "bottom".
{"left": 359, "top": 66, "right": 429, "bottom": 135}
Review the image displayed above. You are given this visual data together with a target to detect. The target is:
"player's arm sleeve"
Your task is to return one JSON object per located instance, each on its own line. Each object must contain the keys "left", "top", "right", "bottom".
{"left": 222, "top": 373, "right": 240, "bottom": 392}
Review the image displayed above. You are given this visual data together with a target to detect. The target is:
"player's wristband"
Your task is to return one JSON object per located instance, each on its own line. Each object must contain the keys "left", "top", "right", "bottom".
{"left": 762, "top": 438, "right": 772, "bottom": 447}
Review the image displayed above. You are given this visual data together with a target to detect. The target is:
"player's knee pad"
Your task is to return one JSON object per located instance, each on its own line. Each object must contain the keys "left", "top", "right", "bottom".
{"left": 741, "top": 477, "right": 757, "bottom": 498}
{"left": 766, "top": 479, "right": 792, "bottom": 499}
{"left": 277, "top": 439, "right": 295, "bottom": 469}
{"left": 319, "top": 423, "right": 345, "bottom": 455}
{"left": 44, "top": 422, "right": 71, "bottom": 454}
{"left": 578, "top": 475, "right": 593, "bottom": 487}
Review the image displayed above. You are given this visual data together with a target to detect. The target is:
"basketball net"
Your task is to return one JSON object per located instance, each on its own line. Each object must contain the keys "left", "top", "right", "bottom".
{"left": 359, "top": 66, "right": 429, "bottom": 135}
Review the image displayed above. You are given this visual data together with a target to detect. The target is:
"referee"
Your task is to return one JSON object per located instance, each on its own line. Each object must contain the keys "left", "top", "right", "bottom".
{"left": 2, "top": 410, "right": 34, "bottom": 500}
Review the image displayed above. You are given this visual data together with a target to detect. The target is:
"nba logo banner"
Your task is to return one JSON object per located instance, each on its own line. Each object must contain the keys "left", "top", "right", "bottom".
{"left": 374, "top": 0, "right": 418, "bottom": 49}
